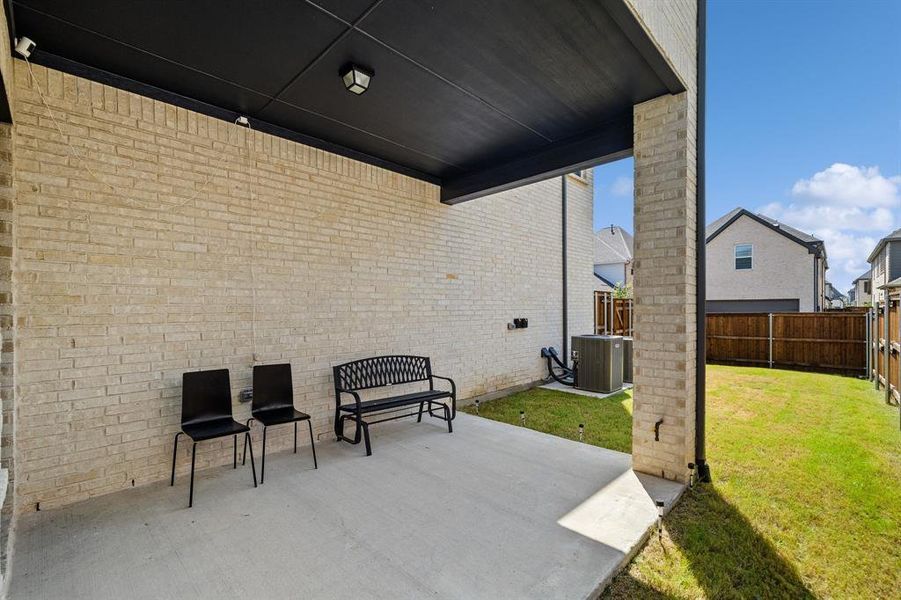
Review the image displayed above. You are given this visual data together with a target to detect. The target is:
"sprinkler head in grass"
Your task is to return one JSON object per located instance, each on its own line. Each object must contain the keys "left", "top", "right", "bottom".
{"left": 578, "top": 423, "right": 584, "bottom": 442}
{"left": 520, "top": 410, "right": 525, "bottom": 427}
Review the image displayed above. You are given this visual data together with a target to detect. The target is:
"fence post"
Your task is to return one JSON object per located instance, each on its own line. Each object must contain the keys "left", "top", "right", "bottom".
{"left": 768, "top": 313, "right": 773, "bottom": 368}
{"left": 610, "top": 296, "right": 615, "bottom": 335}
{"left": 629, "top": 299, "right": 633, "bottom": 336}
{"left": 865, "top": 310, "right": 870, "bottom": 379}
{"left": 875, "top": 304, "right": 881, "bottom": 386}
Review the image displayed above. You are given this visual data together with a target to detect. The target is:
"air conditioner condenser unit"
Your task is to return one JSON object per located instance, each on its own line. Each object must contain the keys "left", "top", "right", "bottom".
{"left": 571, "top": 335, "right": 623, "bottom": 394}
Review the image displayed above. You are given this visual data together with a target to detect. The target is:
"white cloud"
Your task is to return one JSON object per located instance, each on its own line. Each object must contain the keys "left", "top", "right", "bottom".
{"left": 610, "top": 176, "right": 633, "bottom": 198}
{"left": 757, "top": 163, "right": 900, "bottom": 292}
{"left": 791, "top": 163, "right": 900, "bottom": 208}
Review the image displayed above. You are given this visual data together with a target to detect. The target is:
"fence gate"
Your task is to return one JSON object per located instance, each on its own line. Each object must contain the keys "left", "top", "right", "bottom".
{"left": 594, "top": 291, "right": 633, "bottom": 336}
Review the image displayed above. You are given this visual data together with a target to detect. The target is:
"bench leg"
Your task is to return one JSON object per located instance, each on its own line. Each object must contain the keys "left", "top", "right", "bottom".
{"left": 417, "top": 401, "right": 425, "bottom": 422}
{"left": 445, "top": 404, "right": 453, "bottom": 433}
{"left": 362, "top": 421, "right": 372, "bottom": 456}
{"left": 307, "top": 419, "right": 318, "bottom": 469}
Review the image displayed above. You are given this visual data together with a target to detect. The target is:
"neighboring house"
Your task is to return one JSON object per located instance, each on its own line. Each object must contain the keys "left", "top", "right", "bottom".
{"left": 867, "top": 228, "right": 901, "bottom": 303}
{"left": 594, "top": 225, "right": 633, "bottom": 292}
{"left": 851, "top": 270, "right": 872, "bottom": 306}
{"left": 824, "top": 282, "right": 847, "bottom": 309}
{"left": 706, "top": 207, "right": 828, "bottom": 313}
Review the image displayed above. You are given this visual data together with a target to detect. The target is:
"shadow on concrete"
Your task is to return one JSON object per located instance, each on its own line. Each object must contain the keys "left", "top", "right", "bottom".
{"left": 604, "top": 485, "right": 816, "bottom": 599}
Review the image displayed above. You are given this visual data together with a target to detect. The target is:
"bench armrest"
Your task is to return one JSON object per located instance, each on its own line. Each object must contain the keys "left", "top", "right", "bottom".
{"left": 335, "top": 388, "right": 362, "bottom": 410}
{"left": 430, "top": 375, "right": 456, "bottom": 419}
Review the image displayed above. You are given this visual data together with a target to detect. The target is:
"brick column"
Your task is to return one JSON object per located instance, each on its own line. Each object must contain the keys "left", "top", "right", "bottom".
{"left": 631, "top": 92, "right": 697, "bottom": 483}
{"left": 0, "top": 122, "right": 12, "bottom": 583}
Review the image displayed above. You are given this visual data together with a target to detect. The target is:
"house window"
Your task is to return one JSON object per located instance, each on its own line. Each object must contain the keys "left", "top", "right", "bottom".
{"left": 734, "top": 244, "right": 752, "bottom": 270}
{"left": 864, "top": 281, "right": 871, "bottom": 294}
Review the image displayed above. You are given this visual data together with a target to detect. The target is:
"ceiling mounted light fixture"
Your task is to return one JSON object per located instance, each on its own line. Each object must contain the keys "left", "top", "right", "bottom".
{"left": 340, "top": 64, "right": 373, "bottom": 95}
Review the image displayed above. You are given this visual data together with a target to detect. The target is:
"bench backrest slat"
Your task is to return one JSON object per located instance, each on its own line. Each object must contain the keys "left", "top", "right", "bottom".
{"left": 334, "top": 355, "right": 432, "bottom": 391}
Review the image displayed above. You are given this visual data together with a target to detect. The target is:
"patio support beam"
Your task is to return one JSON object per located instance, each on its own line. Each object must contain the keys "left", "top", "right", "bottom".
{"left": 440, "top": 116, "right": 632, "bottom": 205}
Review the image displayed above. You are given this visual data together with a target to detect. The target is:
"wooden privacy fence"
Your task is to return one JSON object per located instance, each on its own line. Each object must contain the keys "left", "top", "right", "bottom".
{"left": 869, "top": 293, "right": 900, "bottom": 406}
{"left": 594, "top": 291, "right": 633, "bottom": 336}
{"left": 706, "top": 312, "right": 867, "bottom": 374}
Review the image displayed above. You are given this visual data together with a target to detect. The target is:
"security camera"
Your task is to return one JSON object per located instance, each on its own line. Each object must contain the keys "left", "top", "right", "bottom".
{"left": 15, "top": 37, "right": 36, "bottom": 59}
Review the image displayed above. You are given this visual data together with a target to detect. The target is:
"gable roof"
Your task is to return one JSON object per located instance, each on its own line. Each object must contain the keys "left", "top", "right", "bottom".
{"left": 824, "top": 282, "right": 846, "bottom": 302}
{"left": 705, "top": 207, "right": 825, "bottom": 257}
{"left": 852, "top": 269, "right": 871, "bottom": 283}
{"left": 866, "top": 227, "right": 901, "bottom": 263}
{"left": 593, "top": 272, "right": 615, "bottom": 288}
{"left": 594, "top": 226, "right": 633, "bottom": 265}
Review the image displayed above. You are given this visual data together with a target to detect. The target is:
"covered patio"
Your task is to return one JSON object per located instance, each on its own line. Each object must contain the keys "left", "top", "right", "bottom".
{"left": 0, "top": 0, "right": 705, "bottom": 596}
{"left": 11, "top": 415, "right": 682, "bottom": 599}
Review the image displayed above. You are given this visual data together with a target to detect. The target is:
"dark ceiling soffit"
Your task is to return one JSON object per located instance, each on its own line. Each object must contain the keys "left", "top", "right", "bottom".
{"left": 705, "top": 208, "right": 822, "bottom": 254}
{"left": 600, "top": 0, "right": 686, "bottom": 94}
{"left": 440, "top": 115, "right": 633, "bottom": 205}
{"left": 23, "top": 50, "right": 442, "bottom": 185}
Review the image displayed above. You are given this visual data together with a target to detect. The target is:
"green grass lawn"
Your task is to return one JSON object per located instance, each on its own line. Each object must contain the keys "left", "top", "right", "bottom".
{"left": 462, "top": 366, "right": 901, "bottom": 599}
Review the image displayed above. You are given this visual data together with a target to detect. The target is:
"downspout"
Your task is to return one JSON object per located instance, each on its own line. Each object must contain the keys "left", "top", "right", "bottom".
{"left": 695, "top": 0, "right": 711, "bottom": 482}
{"left": 562, "top": 175, "right": 568, "bottom": 366}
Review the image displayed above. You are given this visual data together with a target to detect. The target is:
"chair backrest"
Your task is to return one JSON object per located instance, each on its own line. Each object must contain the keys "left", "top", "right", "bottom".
{"left": 181, "top": 369, "right": 233, "bottom": 427}
{"left": 333, "top": 355, "right": 431, "bottom": 392}
{"left": 253, "top": 363, "right": 294, "bottom": 411}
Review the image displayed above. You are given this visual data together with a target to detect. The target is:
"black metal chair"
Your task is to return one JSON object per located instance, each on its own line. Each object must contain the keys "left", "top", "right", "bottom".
{"left": 242, "top": 363, "right": 317, "bottom": 484}
{"left": 171, "top": 369, "right": 257, "bottom": 507}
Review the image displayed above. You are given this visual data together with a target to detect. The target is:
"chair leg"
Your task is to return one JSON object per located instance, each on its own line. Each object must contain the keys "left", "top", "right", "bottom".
{"left": 294, "top": 421, "right": 297, "bottom": 454}
{"left": 170, "top": 432, "right": 182, "bottom": 486}
{"left": 445, "top": 404, "right": 453, "bottom": 433}
{"left": 245, "top": 432, "right": 258, "bottom": 487}
{"left": 233, "top": 434, "right": 237, "bottom": 469}
{"left": 261, "top": 426, "right": 267, "bottom": 485}
{"left": 307, "top": 420, "right": 318, "bottom": 469}
{"left": 417, "top": 401, "right": 425, "bottom": 422}
{"left": 188, "top": 441, "right": 197, "bottom": 508}
{"left": 242, "top": 418, "right": 253, "bottom": 465}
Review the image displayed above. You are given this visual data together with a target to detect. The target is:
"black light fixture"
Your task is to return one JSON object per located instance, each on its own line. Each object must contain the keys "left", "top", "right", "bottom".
{"left": 340, "top": 64, "right": 373, "bottom": 95}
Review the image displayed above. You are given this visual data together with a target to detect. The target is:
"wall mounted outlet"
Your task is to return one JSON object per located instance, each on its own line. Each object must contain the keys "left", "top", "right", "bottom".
{"left": 240, "top": 388, "right": 253, "bottom": 403}
{"left": 512, "top": 318, "right": 529, "bottom": 329}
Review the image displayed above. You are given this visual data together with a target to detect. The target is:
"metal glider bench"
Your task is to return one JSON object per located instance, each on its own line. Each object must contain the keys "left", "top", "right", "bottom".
{"left": 332, "top": 355, "right": 456, "bottom": 455}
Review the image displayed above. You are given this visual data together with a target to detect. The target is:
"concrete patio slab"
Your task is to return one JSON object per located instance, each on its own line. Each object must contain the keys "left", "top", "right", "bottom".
{"left": 9, "top": 413, "right": 682, "bottom": 600}
{"left": 540, "top": 381, "right": 633, "bottom": 399}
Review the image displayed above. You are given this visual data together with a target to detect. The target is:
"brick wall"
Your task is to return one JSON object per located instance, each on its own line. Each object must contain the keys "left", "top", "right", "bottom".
{"left": 0, "top": 122, "right": 13, "bottom": 583}
{"left": 11, "top": 61, "right": 595, "bottom": 510}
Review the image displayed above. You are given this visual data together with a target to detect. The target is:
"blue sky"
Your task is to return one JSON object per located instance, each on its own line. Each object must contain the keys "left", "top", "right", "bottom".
{"left": 594, "top": 0, "right": 900, "bottom": 291}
